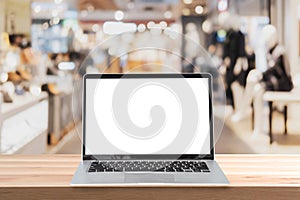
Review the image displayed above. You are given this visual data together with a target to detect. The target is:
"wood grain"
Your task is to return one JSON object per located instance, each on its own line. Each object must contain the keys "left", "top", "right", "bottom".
{"left": 0, "top": 154, "right": 300, "bottom": 199}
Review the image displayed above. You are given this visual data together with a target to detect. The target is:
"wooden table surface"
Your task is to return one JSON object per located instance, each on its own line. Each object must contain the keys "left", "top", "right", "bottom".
{"left": 0, "top": 154, "right": 299, "bottom": 200}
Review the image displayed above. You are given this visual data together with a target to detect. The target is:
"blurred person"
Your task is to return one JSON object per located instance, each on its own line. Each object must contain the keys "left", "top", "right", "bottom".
{"left": 17, "top": 42, "right": 33, "bottom": 81}
{"left": 19, "top": 41, "right": 50, "bottom": 82}
{"left": 183, "top": 23, "right": 200, "bottom": 72}
{"left": 219, "top": 12, "right": 246, "bottom": 109}
{"left": 47, "top": 54, "right": 62, "bottom": 75}
{"left": 8, "top": 34, "right": 23, "bottom": 47}
{"left": 232, "top": 25, "right": 293, "bottom": 136}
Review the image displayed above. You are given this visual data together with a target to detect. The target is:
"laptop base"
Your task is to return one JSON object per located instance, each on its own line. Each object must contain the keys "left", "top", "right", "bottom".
{"left": 71, "top": 160, "right": 229, "bottom": 185}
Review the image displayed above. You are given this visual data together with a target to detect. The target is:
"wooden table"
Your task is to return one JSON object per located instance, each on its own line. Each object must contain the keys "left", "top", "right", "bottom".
{"left": 0, "top": 154, "right": 299, "bottom": 200}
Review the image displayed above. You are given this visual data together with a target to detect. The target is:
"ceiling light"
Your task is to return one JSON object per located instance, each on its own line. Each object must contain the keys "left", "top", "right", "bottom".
{"left": 114, "top": 10, "right": 124, "bottom": 21}
{"left": 164, "top": 11, "right": 172, "bottom": 19}
{"left": 183, "top": 0, "right": 193, "bottom": 4}
{"left": 137, "top": 24, "right": 146, "bottom": 32}
{"left": 159, "top": 21, "right": 167, "bottom": 29}
{"left": 182, "top": 8, "right": 190, "bottom": 16}
{"left": 103, "top": 22, "right": 137, "bottom": 35}
{"left": 42, "top": 22, "right": 49, "bottom": 30}
{"left": 218, "top": 0, "right": 228, "bottom": 12}
{"left": 58, "top": 62, "right": 75, "bottom": 70}
{"left": 195, "top": 5, "right": 204, "bottom": 14}
{"left": 147, "top": 21, "right": 155, "bottom": 29}
{"left": 52, "top": 17, "right": 60, "bottom": 25}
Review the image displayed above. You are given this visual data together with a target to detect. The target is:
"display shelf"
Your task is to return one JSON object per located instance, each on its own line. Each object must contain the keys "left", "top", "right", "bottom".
{"left": 0, "top": 92, "right": 48, "bottom": 154}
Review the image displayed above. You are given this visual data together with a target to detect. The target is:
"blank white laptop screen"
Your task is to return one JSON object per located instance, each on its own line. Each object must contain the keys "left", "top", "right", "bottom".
{"left": 85, "top": 77, "right": 210, "bottom": 155}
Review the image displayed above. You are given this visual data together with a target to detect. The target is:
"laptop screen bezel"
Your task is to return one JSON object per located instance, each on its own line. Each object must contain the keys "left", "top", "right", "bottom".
{"left": 82, "top": 73, "right": 214, "bottom": 160}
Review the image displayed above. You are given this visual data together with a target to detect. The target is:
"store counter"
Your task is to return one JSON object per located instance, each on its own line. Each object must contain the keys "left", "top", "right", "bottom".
{"left": 0, "top": 154, "right": 299, "bottom": 200}
{"left": 0, "top": 92, "right": 48, "bottom": 154}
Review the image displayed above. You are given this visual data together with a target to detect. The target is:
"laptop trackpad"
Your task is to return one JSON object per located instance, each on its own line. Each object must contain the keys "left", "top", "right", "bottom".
{"left": 125, "top": 173, "right": 174, "bottom": 183}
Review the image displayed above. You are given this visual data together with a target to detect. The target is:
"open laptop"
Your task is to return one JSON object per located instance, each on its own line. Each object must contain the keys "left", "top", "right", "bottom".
{"left": 71, "top": 73, "right": 228, "bottom": 185}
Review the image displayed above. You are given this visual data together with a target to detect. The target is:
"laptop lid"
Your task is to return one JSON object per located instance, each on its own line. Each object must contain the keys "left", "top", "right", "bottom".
{"left": 82, "top": 73, "right": 214, "bottom": 160}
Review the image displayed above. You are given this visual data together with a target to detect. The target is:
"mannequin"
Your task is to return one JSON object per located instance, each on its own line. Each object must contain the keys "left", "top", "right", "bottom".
{"left": 232, "top": 25, "right": 293, "bottom": 135}
{"left": 182, "top": 22, "right": 201, "bottom": 72}
{"left": 219, "top": 12, "right": 246, "bottom": 108}
{"left": 184, "top": 22, "right": 200, "bottom": 60}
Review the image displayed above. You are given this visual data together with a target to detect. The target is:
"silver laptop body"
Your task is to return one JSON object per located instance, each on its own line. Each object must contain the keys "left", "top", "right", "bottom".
{"left": 71, "top": 73, "right": 228, "bottom": 185}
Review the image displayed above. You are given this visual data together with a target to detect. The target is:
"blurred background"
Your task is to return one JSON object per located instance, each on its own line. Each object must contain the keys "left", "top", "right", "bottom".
{"left": 0, "top": 0, "right": 300, "bottom": 154}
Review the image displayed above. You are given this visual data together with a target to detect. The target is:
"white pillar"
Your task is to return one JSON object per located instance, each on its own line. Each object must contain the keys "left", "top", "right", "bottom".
{"left": 284, "top": 0, "right": 300, "bottom": 75}
{"left": 0, "top": 0, "right": 5, "bottom": 34}
{"left": 0, "top": 0, "right": 6, "bottom": 51}
{"left": 270, "top": 0, "right": 284, "bottom": 44}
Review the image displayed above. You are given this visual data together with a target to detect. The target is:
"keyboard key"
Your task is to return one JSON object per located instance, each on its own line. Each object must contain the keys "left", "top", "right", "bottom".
{"left": 114, "top": 167, "right": 123, "bottom": 172}
{"left": 88, "top": 168, "right": 96, "bottom": 172}
{"left": 193, "top": 168, "right": 201, "bottom": 172}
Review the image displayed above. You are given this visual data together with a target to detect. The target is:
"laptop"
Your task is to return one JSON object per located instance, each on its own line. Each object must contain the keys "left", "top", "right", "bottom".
{"left": 71, "top": 73, "right": 229, "bottom": 185}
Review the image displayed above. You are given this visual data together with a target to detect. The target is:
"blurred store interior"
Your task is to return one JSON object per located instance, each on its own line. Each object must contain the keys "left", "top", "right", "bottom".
{"left": 0, "top": 0, "right": 300, "bottom": 154}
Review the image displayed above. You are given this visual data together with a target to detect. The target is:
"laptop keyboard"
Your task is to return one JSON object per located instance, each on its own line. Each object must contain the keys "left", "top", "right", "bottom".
{"left": 88, "top": 161, "right": 210, "bottom": 173}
